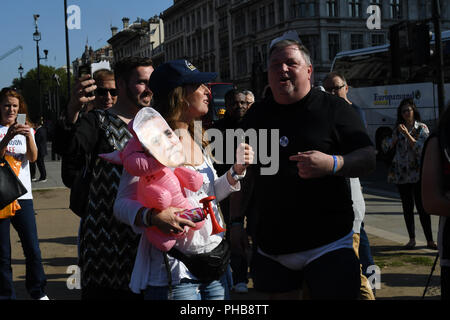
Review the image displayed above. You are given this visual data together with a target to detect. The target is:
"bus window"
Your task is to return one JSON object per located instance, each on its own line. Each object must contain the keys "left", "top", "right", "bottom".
{"left": 330, "top": 35, "right": 448, "bottom": 151}
{"left": 442, "top": 39, "right": 450, "bottom": 83}
{"left": 333, "top": 37, "right": 450, "bottom": 86}
{"left": 332, "top": 50, "right": 391, "bottom": 87}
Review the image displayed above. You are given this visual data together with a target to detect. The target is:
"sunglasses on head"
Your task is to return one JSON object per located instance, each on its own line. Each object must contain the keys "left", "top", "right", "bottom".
{"left": 1, "top": 87, "right": 18, "bottom": 94}
{"left": 96, "top": 87, "right": 118, "bottom": 97}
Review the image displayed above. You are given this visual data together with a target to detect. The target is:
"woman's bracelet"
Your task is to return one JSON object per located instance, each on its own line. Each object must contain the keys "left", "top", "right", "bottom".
{"left": 332, "top": 155, "right": 338, "bottom": 174}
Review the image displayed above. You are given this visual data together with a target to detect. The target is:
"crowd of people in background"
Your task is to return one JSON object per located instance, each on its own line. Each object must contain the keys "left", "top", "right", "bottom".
{"left": 1, "top": 29, "right": 449, "bottom": 301}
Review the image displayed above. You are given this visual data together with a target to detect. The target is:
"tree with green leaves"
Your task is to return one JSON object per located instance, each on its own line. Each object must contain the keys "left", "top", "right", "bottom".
{"left": 12, "top": 65, "right": 73, "bottom": 124}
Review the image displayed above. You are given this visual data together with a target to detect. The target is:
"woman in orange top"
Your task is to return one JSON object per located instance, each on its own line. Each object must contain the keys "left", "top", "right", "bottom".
{"left": 0, "top": 87, "right": 48, "bottom": 300}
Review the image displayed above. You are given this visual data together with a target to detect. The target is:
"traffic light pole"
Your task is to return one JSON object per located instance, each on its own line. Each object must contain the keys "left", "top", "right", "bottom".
{"left": 433, "top": 0, "right": 446, "bottom": 116}
{"left": 36, "top": 38, "right": 42, "bottom": 121}
{"left": 64, "top": 0, "right": 71, "bottom": 100}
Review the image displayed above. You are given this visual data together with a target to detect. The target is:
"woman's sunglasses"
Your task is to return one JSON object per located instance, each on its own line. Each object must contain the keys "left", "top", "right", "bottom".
{"left": 1, "top": 87, "right": 18, "bottom": 94}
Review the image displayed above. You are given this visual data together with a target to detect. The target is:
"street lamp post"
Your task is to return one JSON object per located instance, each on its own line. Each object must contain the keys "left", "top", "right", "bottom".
{"left": 18, "top": 64, "right": 24, "bottom": 80}
{"left": 33, "top": 14, "right": 48, "bottom": 120}
{"left": 64, "top": 0, "right": 72, "bottom": 99}
{"left": 53, "top": 74, "right": 61, "bottom": 119}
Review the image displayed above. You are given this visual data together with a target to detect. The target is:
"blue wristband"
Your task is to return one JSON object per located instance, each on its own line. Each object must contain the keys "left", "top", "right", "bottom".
{"left": 332, "top": 155, "right": 338, "bottom": 174}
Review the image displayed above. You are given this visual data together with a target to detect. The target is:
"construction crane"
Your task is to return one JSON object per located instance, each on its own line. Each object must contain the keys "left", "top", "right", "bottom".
{"left": 0, "top": 45, "right": 23, "bottom": 62}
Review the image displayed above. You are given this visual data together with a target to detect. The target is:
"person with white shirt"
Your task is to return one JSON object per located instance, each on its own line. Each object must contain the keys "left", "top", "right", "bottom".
{"left": 0, "top": 87, "right": 49, "bottom": 300}
{"left": 114, "top": 60, "right": 253, "bottom": 300}
{"left": 323, "top": 72, "right": 375, "bottom": 299}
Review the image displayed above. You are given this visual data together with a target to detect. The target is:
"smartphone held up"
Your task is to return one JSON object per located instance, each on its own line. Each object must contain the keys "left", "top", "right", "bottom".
{"left": 78, "top": 64, "right": 91, "bottom": 79}
{"left": 78, "top": 64, "right": 94, "bottom": 97}
{"left": 17, "top": 113, "right": 26, "bottom": 125}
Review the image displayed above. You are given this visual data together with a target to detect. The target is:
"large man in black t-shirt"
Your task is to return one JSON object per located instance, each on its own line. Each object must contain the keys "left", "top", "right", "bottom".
{"left": 230, "top": 37, "right": 376, "bottom": 299}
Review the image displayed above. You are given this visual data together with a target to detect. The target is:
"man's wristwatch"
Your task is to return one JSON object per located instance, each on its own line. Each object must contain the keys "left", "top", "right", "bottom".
{"left": 230, "top": 166, "right": 246, "bottom": 181}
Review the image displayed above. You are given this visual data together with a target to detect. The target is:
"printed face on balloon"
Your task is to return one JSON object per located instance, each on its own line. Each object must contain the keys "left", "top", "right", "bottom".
{"left": 137, "top": 114, "right": 185, "bottom": 167}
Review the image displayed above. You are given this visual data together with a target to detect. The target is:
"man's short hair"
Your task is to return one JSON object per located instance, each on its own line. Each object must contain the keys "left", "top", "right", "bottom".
{"left": 323, "top": 71, "right": 347, "bottom": 85}
{"left": 242, "top": 90, "right": 255, "bottom": 100}
{"left": 224, "top": 89, "right": 242, "bottom": 99}
{"left": 93, "top": 69, "right": 115, "bottom": 83}
{"left": 268, "top": 40, "right": 312, "bottom": 66}
{"left": 113, "top": 56, "right": 153, "bottom": 82}
{"left": 224, "top": 89, "right": 241, "bottom": 105}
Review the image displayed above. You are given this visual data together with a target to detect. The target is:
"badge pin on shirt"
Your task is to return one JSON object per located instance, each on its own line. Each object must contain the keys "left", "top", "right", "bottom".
{"left": 280, "top": 136, "right": 289, "bottom": 147}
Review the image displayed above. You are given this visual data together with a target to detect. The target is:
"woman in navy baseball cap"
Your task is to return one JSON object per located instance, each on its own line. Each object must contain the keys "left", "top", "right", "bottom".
{"left": 149, "top": 59, "right": 217, "bottom": 99}
{"left": 149, "top": 60, "right": 217, "bottom": 139}
{"left": 115, "top": 60, "right": 254, "bottom": 300}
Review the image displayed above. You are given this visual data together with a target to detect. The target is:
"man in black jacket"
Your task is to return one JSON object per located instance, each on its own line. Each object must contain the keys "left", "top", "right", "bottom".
{"left": 231, "top": 36, "right": 376, "bottom": 299}
{"left": 55, "top": 57, "right": 196, "bottom": 300}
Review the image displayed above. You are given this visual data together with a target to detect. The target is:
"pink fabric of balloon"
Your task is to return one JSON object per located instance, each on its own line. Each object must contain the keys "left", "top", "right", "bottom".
{"left": 99, "top": 108, "right": 204, "bottom": 252}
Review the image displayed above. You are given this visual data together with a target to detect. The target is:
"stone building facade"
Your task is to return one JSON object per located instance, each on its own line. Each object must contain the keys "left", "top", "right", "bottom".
{"left": 162, "top": 0, "right": 450, "bottom": 99}
{"left": 107, "top": 16, "right": 165, "bottom": 66}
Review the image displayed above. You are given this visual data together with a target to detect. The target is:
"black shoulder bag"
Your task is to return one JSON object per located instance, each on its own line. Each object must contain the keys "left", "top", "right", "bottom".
{"left": 69, "top": 153, "right": 95, "bottom": 218}
{"left": 0, "top": 157, "right": 28, "bottom": 210}
{"left": 167, "top": 239, "right": 231, "bottom": 283}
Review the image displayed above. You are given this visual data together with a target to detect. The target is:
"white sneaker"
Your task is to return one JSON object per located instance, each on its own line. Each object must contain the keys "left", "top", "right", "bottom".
{"left": 234, "top": 282, "right": 248, "bottom": 293}
{"left": 39, "top": 295, "right": 50, "bottom": 300}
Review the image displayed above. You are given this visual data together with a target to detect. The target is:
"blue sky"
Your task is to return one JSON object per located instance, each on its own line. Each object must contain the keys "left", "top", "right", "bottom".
{"left": 0, "top": 0, "right": 173, "bottom": 88}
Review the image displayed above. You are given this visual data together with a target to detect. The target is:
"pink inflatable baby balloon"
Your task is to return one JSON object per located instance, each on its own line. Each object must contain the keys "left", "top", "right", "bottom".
{"left": 101, "top": 107, "right": 206, "bottom": 251}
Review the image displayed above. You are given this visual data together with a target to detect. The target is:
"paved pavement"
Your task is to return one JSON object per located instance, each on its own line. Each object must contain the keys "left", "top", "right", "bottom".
{"left": 8, "top": 158, "right": 442, "bottom": 300}
{"left": 360, "top": 160, "right": 440, "bottom": 247}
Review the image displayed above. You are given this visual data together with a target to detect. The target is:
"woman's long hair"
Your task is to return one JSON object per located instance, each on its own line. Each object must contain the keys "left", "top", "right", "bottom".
{"left": 153, "top": 85, "right": 209, "bottom": 150}
{"left": 396, "top": 98, "right": 421, "bottom": 126}
{"left": 0, "top": 87, "right": 30, "bottom": 124}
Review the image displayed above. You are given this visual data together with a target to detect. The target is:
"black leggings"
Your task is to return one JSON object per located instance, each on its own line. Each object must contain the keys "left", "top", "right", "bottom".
{"left": 397, "top": 182, "right": 434, "bottom": 242}
{"left": 30, "top": 155, "right": 46, "bottom": 180}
